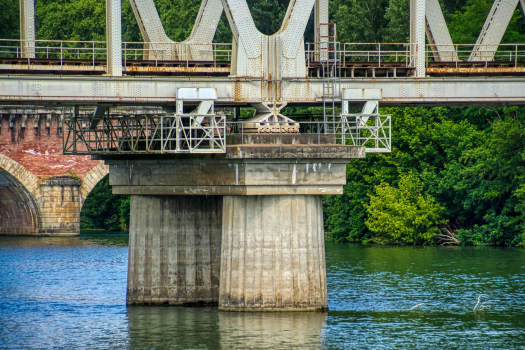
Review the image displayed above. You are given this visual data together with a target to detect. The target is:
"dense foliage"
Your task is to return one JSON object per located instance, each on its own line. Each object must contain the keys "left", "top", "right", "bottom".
{"left": 80, "top": 176, "right": 130, "bottom": 231}
{"left": 365, "top": 173, "right": 447, "bottom": 244}
{"left": 4, "top": 0, "right": 525, "bottom": 243}
{"left": 325, "top": 107, "right": 525, "bottom": 246}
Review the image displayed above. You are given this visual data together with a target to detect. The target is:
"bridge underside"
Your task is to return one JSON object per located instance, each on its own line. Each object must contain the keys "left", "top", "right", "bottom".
{"left": 0, "top": 169, "right": 39, "bottom": 235}
{"left": 1, "top": 75, "right": 525, "bottom": 107}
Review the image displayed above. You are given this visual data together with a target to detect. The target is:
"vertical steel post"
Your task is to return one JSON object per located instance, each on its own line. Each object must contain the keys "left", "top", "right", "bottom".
{"left": 410, "top": 0, "right": 426, "bottom": 77}
{"left": 106, "top": 0, "right": 122, "bottom": 76}
{"left": 315, "top": 0, "right": 329, "bottom": 60}
{"left": 20, "top": 0, "right": 36, "bottom": 58}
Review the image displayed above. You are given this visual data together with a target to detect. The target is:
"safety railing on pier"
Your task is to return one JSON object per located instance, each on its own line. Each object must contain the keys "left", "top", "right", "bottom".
{"left": 63, "top": 113, "right": 227, "bottom": 155}
{"left": 63, "top": 113, "right": 391, "bottom": 155}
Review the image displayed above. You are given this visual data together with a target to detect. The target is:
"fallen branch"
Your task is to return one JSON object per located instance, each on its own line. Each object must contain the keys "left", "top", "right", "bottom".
{"left": 436, "top": 226, "right": 460, "bottom": 245}
{"left": 479, "top": 301, "right": 491, "bottom": 311}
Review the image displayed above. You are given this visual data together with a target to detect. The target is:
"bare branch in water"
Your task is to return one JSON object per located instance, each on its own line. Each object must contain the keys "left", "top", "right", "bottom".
{"left": 479, "top": 301, "right": 491, "bottom": 311}
{"left": 409, "top": 303, "right": 424, "bottom": 310}
{"left": 473, "top": 294, "right": 486, "bottom": 311}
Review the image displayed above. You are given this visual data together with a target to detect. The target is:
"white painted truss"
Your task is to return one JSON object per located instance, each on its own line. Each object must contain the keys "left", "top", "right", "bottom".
{"left": 129, "top": 0, "right": 223, "bottom": 60}
{"left": 469, "top": 0, "right": 525, "bottom": 61}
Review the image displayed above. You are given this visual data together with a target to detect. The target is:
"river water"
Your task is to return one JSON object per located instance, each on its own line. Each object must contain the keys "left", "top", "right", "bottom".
{"left": 0, "top": 234, "right": 524, "bottom": 349}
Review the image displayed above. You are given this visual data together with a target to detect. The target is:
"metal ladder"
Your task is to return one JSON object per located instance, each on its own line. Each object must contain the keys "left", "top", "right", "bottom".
{"left": 318, "top": 23, "right": 341, "bottom": 134}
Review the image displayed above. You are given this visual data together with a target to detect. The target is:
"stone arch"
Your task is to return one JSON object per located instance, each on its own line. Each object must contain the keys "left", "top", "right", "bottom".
{"left": 0, "top": 154, "right": 41, "bottom": 234}
{"left": 80, "top": 162, "right": 109, "bottom": 207}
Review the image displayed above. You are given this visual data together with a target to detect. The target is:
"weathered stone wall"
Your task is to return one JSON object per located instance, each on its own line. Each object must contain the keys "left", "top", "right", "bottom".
{"left": 39, "top": 177, "right": 82, "bottom": 235}
{"left": 0, "top": 114, "right": 101, "bottom": 178}
{"left": 0, "top": 114, "right": 108, "bottom": 235}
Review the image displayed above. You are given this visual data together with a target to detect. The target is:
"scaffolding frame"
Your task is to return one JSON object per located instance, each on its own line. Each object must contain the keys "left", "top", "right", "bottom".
{"left": 63, "top": 113, "right": 226, "bottom": 154}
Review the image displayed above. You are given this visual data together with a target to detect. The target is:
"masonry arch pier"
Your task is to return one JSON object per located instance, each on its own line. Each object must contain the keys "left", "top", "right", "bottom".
{"left": 0, "top": 148, "right": 108, "bottom": 236}
{"left": 0, "top": 164, "right": 40, "bottom": 235}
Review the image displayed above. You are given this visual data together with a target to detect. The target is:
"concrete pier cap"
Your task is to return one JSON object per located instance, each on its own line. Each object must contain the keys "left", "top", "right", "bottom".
{"left": 99, "top": 135, "right": 365, "bottom": 310}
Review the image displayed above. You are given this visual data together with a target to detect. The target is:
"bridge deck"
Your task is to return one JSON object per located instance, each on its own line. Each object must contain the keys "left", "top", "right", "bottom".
{"left": 2, "top": 58, "right": 525, "bottom": 77}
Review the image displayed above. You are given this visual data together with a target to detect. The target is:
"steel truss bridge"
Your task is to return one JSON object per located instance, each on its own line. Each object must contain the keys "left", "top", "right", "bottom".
{"left": 2, "top": 0, "right": 525, "bottom": 153}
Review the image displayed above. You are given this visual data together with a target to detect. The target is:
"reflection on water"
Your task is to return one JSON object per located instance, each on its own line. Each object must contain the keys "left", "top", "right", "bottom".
{"left": 217, "top": 312, "right": 325, "bottom": 349}
{"left": 128, "top": 307, "right": 326, "bottom": 349}
{"left": 0, "top": 232, "right": 129, "bottom": 248}
{"left": 1, "top": 235, "right": 525, "bottom": 349}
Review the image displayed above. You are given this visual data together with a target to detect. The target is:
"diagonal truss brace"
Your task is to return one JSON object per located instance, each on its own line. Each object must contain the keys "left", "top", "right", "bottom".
{"left": 425, "top": 0, "right": 457, "bottom": 61}
{"left": 469, "top": 0, "right": 524, "bottom": 61}
{"left": 128, "top": 0, "right": 223, "bottom": 60}
{"left": 419, "top": 0, "right": 525, "bottom": 63}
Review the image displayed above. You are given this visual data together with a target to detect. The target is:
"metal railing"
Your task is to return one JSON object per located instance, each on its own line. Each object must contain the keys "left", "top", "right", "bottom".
{"left": 4, "top": 39, "right": 525, "bottom": 78}
{"left": 306, "top": 42, "right": 415, "bottom": 67}
{"left": 0, "top": 39, "right": 232, "bottom": 65}
{"left": 63, "top": 113, "right": 227, "bottom": 154}
{"left": 63, "top": 113, "right": 391, "bottom": 155}
{"left": 426, "top": 43, "right": 525, "bottom": 67}
{"left": 3, "top": 39, "right": 525, "bottom": 71}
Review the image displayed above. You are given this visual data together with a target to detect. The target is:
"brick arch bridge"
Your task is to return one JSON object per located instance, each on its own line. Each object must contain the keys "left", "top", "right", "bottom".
{"left": 0, "top": 114, "right": 108, "bottom": 235}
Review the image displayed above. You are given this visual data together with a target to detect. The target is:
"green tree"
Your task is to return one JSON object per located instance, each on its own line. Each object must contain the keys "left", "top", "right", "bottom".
{"left": 332, "top": 0, "right": 390, "bottom": 43}
{"left": 457, "top": 112, "right": 525, "bottom": 245}
{"left": 81, "top": 175, "right": 130, "bottom": 231}
{"left": 247, "top": 0, "right": 290, "bottom": 35}
{"left": 365, "top": 173, "right": 447, "bottom": 244}
{"left": 0, "top": 0, "right": 19, "bottom": 40}
{"left": 448, "top": 0, "right": 525, "bottom": 45}
{"left": 35, "top": 0, "right": 142, "bottom": 42}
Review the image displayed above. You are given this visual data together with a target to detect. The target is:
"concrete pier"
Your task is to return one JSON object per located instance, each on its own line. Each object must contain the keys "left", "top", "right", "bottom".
{"left": 127, "top": 195, "right": 222, "bottom": 305}
{"left": 101, "top": 135, "right": 364, "bottom": 310}
{"left": 220, "top": 195, "right": 327, "bottom": 311}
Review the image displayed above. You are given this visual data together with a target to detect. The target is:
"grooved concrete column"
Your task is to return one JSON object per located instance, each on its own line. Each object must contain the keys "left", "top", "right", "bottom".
{"left": 127, "top": 195, "right": 222, "bottom": 305}
{"left": 220, "top": 195, "right": 327, "bottom": 311}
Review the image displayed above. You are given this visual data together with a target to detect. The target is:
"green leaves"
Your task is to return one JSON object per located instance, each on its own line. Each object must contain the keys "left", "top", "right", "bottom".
{"left": 326, "top": 106, "right": 525, "bottom": 246}
{"left": 365, "top": 173, "right": 447, "bottom": 244}
{"left": 332, "top": 0, "right": 391, "bottom": 43}
{"left": 0, "top": 0, "right": 19, "bottom": 40}
{"left": 80, "top": 176, "right": 130, "bottom": 231}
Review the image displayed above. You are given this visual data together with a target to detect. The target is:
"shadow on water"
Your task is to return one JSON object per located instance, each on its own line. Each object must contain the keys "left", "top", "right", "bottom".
{"left": 127, "top": 306, "right": 327, "bottom": 349}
